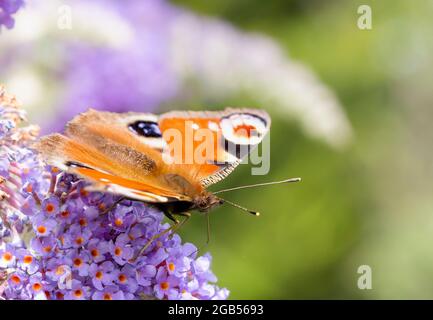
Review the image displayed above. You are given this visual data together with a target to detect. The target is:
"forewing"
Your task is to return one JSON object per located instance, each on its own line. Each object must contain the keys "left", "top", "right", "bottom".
{"left": 158, "top": 108, "right": 271, "bottom": 186}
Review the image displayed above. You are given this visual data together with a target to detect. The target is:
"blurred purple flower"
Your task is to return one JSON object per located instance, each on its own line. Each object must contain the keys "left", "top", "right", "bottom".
{"left": 0, "top": 0, "right": 24, "bottom": 30}
{"left": 0, "top": 87, "right": 229, "bottom": 300}
{"left": 43, "top": 0, "right": 178, "bottom": 133}
{"left": 54, "top": 44, "right": 177, "bottom": 133}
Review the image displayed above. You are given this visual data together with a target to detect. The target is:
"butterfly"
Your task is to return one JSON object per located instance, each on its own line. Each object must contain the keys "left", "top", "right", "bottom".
{"left": 34, "top": 108, "right": 286, "bottom": 219}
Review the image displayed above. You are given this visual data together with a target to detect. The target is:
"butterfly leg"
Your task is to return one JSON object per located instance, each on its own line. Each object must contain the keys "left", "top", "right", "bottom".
{"left": 100, "top": 196, "right": 125, "bottom": 215}
{"left": 167, "top": 211, "right": 192, "bottom": 240}
{"left": 163, "top": 211, "right": 179, "bottom": 223}
{"left": 133, "top": 212, "right": 191, "bottom": 261}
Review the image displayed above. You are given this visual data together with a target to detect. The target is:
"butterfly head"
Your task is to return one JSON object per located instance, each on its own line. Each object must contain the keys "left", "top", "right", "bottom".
{"left": 192, "top": 191, "right": 224, "bottom": 213}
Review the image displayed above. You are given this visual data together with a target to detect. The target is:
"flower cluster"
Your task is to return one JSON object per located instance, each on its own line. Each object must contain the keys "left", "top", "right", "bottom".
{"left": 0, "top": 87, "right": 228, "bottom": 300}
{"left": 0, "top": 0, "right": 24, "bottom": 30}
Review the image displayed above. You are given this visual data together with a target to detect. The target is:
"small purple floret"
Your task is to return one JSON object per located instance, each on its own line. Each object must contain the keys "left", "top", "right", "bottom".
{"left": 0, "top": 0, "right": 24, "bottom": 30}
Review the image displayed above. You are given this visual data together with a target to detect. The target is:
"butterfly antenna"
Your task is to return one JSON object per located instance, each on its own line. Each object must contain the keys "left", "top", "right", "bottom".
{"left": 213, "top": 177, "right": 301, "bottom": 195}
{"left": 220, "top": 198, "right": 260, "bottom": 216}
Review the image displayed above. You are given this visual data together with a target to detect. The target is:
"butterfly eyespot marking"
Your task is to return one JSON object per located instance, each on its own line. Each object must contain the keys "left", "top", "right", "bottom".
{"left": 128, "top": 121, "right": 162, "bottom": 138}
{"left": 220, "top": 113, "right": 267, "bottom": 145}
{"left": 233, "top": 124, "right": 260, "bottom": 138}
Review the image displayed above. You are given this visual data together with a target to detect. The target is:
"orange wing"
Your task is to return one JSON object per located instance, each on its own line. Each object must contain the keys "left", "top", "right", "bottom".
{"left": 34, "top": 132, "right": 192, "bottom": 203}
{"left": 159, "top": 108, "right": 271, "bottom": 186}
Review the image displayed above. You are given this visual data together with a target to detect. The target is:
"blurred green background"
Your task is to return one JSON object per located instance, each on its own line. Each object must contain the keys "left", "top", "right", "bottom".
{"left": 171, "top": 0, "right": 433, "bottom": 299}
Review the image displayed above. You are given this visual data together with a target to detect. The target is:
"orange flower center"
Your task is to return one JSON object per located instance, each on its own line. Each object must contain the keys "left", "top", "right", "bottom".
{"left": 160, "top": 282, "right": 169, "bottom": 290}
{"left": 168, "top": 263, "right": 175, "bottom": 272}
{"left": 79, "top": 218, "right": 87, "bottom": 227}
{"left": 2, "top": 252, "right": 13, "bottom": 262}
{"left": 55, "top": 266, "right": 65, "bottom": 275}
{"left": 23, "top": 255, "right": 33, "bottom": 264}
{"left": 74, "top": 290, "right": 83, "bottom": 298}
{"left": 56, "top": 292, "right": 64, "bottom": 300}
{"left": 91, "top": 249, "right": 99, "bottom": 257}
{"left": 32, "top": 283, "right": 42, "bottom": 291}
{"left": 103, "top": 293, "right": 112, "bottom": 300}
{"left": 44, "top": 291, "right": 51, "bottom": 299}
{"left": 114, "top": 247, "right": 122, "bottom": 256}
{"left": 45, "top": 203, "right": 55, "bottom": 213}
{"left": 25, "top": 184, "right": 33, "bottom": 193}
{"left": 114, "top": 218, "right": 123, "bottom": 226}
{"left": 10, "top": 275, "right": 21, "bottom": 284}
{"left": 60, "top": 210, "right": 70, "bottom": 218}
{"left": 75, "top": 237, "right": 84, "bottom": 245}
{"left": 43, "top": 246, "right": 52, "bottom": 253}
{"left": 37, "top": 225, "right": 47, "bottom": 234}
{"left": 73, "top": 258, "right": 83, "bottom": 267}
{"left": 118, "top": 274, "right": 127, "bottom": 283}
{"left": 95, "top": 271, "right": 103, "bottom": 279}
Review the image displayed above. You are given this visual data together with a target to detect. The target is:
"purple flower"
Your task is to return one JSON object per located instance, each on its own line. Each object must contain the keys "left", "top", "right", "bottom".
{"left": 15, "top": 249, "right": 38, "bottom": 274}
{"left": 31, "top": 214, "right": 57, "bottom": 236}
{"left": 88, "top": 261, "right": 116, "bottom": 290}
{"left": 87, "top": 239, "right": 109, "bottom": 263}
{"left": 26, "top": 272, "right": 48, "bottom": 300}
{"left": 68, "top": 251, "right": 90, "bottom": 277}
{"left": 154, "top": 267, "right": 180, "bottom": 300}
{"left": 113, "top": 264, "right": 138, "bottom": 293}
{"left": 92, "top": 285, "right": 125, "bottom": 301}
{"left": 6, "top": 270, "right": 28, "bottom": 294}
{"left": 64, "top": 280, "right": 91, "bottom": 300}
{"left": 21, "top": 196, "right": 37, "bottom": 216}
{"left": 109, "top": 205, "right": 136, "bottom": 232}
{"left": 136, "top": 264, "right": 156, "bottom": 287}
{"left": 109, "top": 234, "right": 134, "bottom": 266}
{"left": 41, "top": 196, "right": 60, "bottom": 216}
{"left": 0, "top": 243, "right": 16, "bottom": 268}
{"left": 62, "top": 224, "right": 92, "bottom": 248}
{"left": 30, "top": 236, "right": 56, "bottom": 257}
{"left": 0, "top": 0, "right": 24, "bottom": 30}
{"left": 0, "top": 87, "right": 229, "bottom": 300}
{"left": 45, "top": 261, "right": 72, "bottom": 290}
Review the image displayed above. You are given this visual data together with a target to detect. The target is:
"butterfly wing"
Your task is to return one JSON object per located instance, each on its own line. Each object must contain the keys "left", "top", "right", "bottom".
{"left": 34, "top": 111, "right": 193, "bottom": 203}
{"left": 35, "top": 107, "right": 270, "bottom": 203}
{"left": 158, "top": 108, "right": 271, "bottom": 186}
